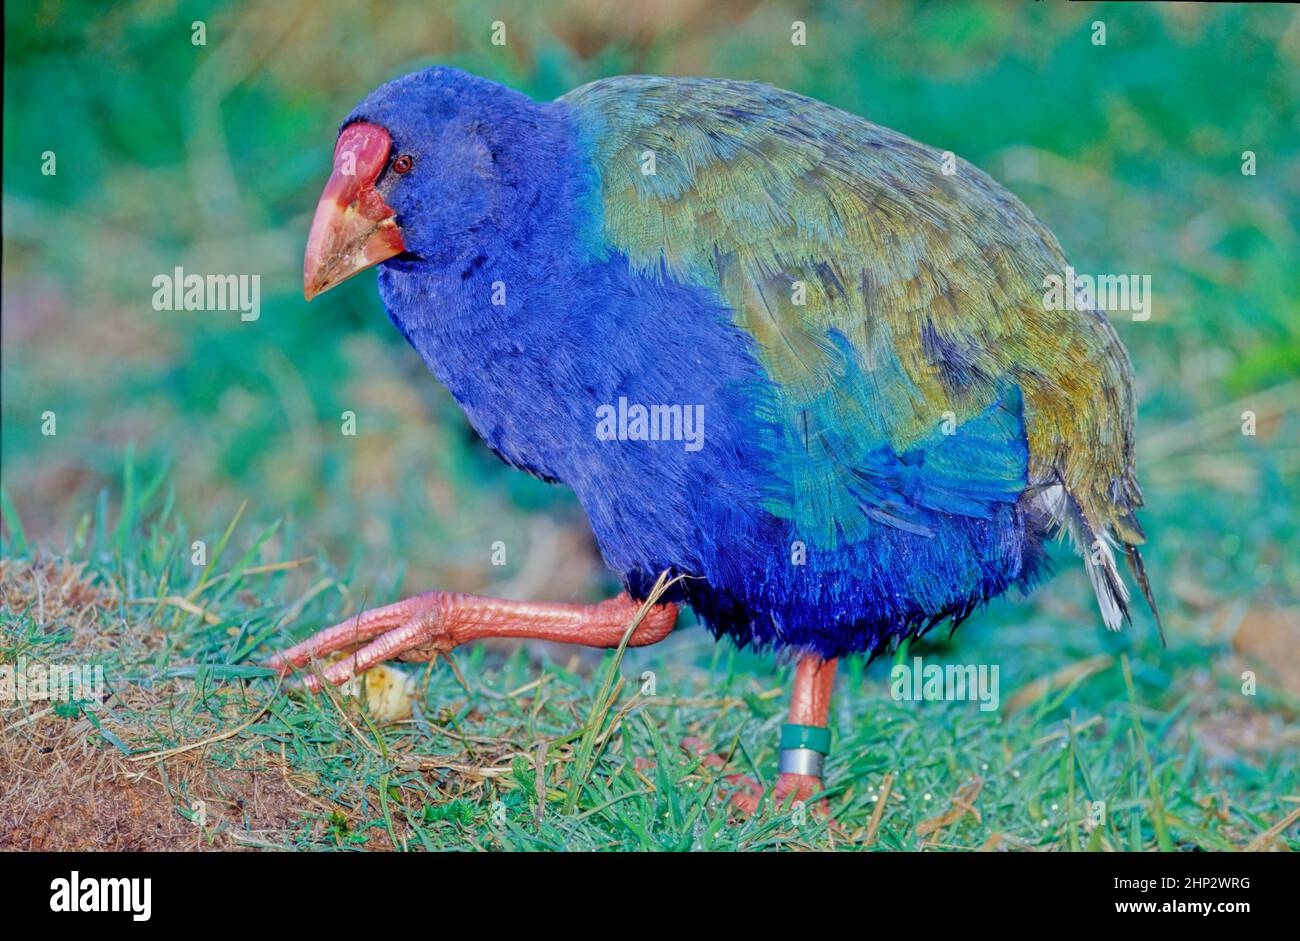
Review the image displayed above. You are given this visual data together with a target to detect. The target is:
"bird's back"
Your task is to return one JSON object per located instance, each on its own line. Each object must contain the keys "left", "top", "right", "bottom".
{"left": 561, "top": 75, "right": 1156, "bottom": 633}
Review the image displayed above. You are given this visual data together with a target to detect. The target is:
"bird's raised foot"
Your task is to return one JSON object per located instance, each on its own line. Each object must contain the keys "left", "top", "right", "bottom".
{"left": 264, "top": 590, "right": 677, "bottom": 691}
{"left": 681, "top": 737, "right": 829, "bottom": 819}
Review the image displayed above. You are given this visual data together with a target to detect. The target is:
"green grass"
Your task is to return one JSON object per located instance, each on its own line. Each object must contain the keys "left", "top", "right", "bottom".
{"left": 2, "top": 468, "right": 1295, "bottom": 851}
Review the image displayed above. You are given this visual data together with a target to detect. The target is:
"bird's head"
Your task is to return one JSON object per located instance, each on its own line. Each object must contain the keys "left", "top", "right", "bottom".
{"left": 303, "top": 67, "right": 538, "bottom": 301}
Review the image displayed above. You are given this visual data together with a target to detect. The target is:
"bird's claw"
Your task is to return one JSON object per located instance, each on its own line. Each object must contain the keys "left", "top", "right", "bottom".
{"left": 681, "top": 737, "right": 829, "bottom": 819}
{"left": 264, "top": 592, "right": 451, "bottom": 692}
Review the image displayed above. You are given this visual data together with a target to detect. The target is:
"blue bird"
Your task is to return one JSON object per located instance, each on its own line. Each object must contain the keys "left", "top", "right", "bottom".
{"left": 269, "top": 67, "right": 1158, "bottom": 812}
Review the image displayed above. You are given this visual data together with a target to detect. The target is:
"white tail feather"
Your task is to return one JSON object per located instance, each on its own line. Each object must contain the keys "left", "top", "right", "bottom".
{"left": 1033, "top": 484, "right": 1130, "bottom": 631}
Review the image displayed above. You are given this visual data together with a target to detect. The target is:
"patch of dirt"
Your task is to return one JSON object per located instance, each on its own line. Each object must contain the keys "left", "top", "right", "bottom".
{"left": 0, "top": 725, "right": 376, "bottom": 851}
{"left": 1179, "top": 620, "right": 1300, "bottom": 765}
{"left": 1233, "top": 607, "right": 1300, "bottom": 698}
{"left": 1190, "top": 698, "right": 1300, "bottom": 763}
{"left": 0, "top": 557, "right": 116, "bottom": 629}
{"left": 0, "top": 556, "right": 392, "bottom": 851}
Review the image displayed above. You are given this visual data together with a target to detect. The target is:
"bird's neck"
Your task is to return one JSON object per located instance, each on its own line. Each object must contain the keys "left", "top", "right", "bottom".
{"left": 375, "top": 103, "right": 778, "bottom": 520}
{"left": 376, "top": 101, "right": 605, "bottom": 482}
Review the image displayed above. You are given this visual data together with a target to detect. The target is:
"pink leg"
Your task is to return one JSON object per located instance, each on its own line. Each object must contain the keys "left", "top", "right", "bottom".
{"left": 265, "top": 591, "right": 677, "bottom": 690}
{"left": 686, "top": 653, "right": 837, "bottom": 816}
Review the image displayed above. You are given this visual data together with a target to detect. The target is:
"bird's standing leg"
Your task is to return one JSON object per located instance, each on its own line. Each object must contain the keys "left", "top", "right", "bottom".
{"left": 685, "top": 653, "right": 837, "bottom": 816}
{"left": 265, "top": 592, "right": 677, "bottom": 691}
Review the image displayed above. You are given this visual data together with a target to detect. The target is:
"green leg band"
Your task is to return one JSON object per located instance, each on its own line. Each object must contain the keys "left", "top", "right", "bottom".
{"left": 780, "top": 723, "right": 831, "bottom": 754}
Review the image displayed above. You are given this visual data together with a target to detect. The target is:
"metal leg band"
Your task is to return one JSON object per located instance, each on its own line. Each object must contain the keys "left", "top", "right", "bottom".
{"left": 779, "top": 747, "right": 825, "bottom": 777}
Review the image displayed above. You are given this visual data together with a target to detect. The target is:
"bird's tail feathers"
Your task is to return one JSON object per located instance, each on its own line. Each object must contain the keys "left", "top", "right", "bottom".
{"left": 1123, "top": 542, "right": 1165, "bottom": 645}
{"left": 1030, "top": 483, "right": 1159, "bottom": 637}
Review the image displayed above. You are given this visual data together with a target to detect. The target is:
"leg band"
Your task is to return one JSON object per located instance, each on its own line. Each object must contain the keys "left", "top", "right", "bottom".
{"left": 779, "top": 723, "right": 830, "bottom": 777}
{"left": 779, "top": 747, "right": 825, "bottom": 777}
{"left": 779, "top": 723, "right": 831, "bottom": 754}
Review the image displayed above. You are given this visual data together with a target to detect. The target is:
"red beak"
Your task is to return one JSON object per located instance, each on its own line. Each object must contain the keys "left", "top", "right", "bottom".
{"left": 303, "top": 122, "right": 406, "bottom": 301}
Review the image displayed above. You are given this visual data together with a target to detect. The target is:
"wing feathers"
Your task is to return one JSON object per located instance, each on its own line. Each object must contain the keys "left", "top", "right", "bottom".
{"left": 565, "top": 76, "right": 1158, "bottom": 631}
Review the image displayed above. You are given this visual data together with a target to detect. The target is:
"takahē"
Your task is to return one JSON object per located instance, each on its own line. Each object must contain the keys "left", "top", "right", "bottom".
{"left": 268, "top": 67, "right": 1158, "bottom": 812}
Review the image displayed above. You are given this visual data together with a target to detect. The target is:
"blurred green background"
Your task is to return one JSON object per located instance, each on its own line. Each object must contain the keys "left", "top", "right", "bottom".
{"left": 2, "top": 0, "right": 1298, "bottom": 848}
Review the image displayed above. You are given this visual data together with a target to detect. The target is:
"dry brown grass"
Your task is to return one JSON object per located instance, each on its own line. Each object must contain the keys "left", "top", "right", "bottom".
{"left": 0, "top": 557, "right": 392, "bottom": 851}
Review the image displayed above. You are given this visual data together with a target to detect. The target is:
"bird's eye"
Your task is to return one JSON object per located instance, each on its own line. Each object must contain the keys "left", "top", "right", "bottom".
{"left": 392, "top": 154, "right": 414, "bottom": 174}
